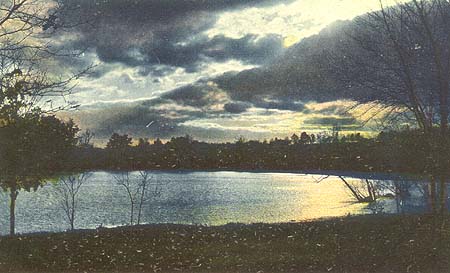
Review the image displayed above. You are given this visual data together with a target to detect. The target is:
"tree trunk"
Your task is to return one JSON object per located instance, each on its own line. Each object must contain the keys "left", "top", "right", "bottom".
{"left": 439, "top": 83, "right": 449, "bottom": 174}
{"left": 137, "top": 184, "right": 147, "bottom": 225}
{"left": 137, "top": 201, "right": 142, "bottom": 225}
{"left": 130, "top": 201, "right": 134, "bottom": 225}
{"left": 366, "top": 179, "right": 375, "bottom": 202}
{"left": 430, "top": 176, "right": 437, "bottom": 214}
{"left": 439, "top": 176, "right": 447, "bottom": 215}
{"left": 440, "top": 104, "right": 448, "bottom": 136}
{"left": 339, "top": 176, "right": 363, "bottom": 202}
{"left": 70, "top": 195, "right": 75, "bottom": 230}
{"left": 9, "top": 187, "right": 18, "bottom": 236}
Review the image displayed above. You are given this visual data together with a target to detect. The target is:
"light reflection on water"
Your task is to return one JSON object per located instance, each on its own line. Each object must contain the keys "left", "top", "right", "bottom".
{"left": 0, "top": 171, "right": 447, "bottom": 235}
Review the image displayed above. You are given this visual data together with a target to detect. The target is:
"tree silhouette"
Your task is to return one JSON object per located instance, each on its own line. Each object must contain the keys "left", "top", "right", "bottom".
{"left": 300, "top": 132, "right": 312, "bottom": 144}
{"left": 327, "top": 1, "right": 450, "bottom": 139}
{"left": 0, "top": 115, "right": 79, "bottom": 235}
{"left": 137, "top": 138, "right": 150, "bottom": 149}
{"left": 106, "top": 133, "right": 132, "bottom": 150}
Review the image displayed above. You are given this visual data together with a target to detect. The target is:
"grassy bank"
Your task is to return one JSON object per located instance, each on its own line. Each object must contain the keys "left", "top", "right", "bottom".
{"left": 0, "top": 215, "right": 449, "bottom": 273}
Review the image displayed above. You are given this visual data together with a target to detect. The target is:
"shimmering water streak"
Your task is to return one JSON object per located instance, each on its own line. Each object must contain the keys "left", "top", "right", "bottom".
{"left": 0, "top": 171, "right": 446, "bottom": 235}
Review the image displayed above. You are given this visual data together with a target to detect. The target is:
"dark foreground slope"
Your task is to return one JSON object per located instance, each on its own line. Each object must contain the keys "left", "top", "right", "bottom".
{"left": 0, "top": 215, "right": 449, "bottom": 273}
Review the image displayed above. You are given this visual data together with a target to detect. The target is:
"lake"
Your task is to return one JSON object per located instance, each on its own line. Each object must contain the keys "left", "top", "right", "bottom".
{"left": 0, "top": 171, "right": 447, "bottom": 235}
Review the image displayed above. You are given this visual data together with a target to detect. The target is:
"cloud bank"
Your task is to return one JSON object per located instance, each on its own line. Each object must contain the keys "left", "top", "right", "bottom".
{"left": 53, "top": 0, "right": 403, "bottom": 143}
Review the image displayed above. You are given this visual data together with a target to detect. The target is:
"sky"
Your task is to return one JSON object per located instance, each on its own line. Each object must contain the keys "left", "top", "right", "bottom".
{"left": 54, "top": 0, "right": 404, "bottom": 143}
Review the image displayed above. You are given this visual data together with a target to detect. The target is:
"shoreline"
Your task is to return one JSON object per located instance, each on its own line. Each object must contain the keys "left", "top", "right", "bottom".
{"left": 59, "top": 168, "right": 426, "bottom": 181}
{"left": 0, "top": 213, "right": 405, "bottom": 238}
{"left": 0, "top": 214, "right": 448, "bottom": 273}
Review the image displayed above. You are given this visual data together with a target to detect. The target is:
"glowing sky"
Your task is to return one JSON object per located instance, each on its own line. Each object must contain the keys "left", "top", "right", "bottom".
{"left": 57, "top": 0, "right": 405, "bottom": 142}
{"left": 206, "top": 0, "right": 403, "bottom": 45}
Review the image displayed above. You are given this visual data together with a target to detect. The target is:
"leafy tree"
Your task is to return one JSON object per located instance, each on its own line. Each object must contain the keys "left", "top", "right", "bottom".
{"left": 137, "top": 138, "right": 150, "bottom": 149}
{"left": 154, "top": 138, "right": 163, "bottom": 146}
{"left": 300, "top": 132, "right": 312, "bottom": 144}
{"left": 235, "top": 136, "right": 246, "bottom": 144}
{"left": 106, "top": 133, "right": 132, "bottom": 150}
{"left": 167, "top": 135, "right": 195, "bottom": 168}
{"left": 0, "top": 115, "right": 79, "bottom": 235}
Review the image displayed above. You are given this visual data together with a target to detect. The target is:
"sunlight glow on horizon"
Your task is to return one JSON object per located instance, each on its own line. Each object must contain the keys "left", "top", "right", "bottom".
{"left": 180, "top": 100, "right": 381, "bottom": 141}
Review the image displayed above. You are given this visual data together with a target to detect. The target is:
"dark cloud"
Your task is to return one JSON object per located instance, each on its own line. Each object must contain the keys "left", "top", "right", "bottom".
{"left": 138, "top": 33, "right": 282, "bottom": 69}
{"left": 61, "top": 0, "right": 293, "bottom": 23}
{"left": 200, "top": 34, "right": 283, "bottom": 65}
{"left": 81, "top": 32, "right": 283, "bottom": 73}
{"left": 161, "top": 85, "right": 207, "bottom": 107}
{"left": 161, "top": 82, "right": 224, "bottom": 109}
{"left": 214, "top": 69, "right": 269, "bottom": 102}
{"left": 224, "top": 102, "right": 251, "bottom": 113}
{"left": 58, "top": 0, "right": 288, "bottom": 74}
{"left": 211, "top": 11, "right": 439, "bottom": 107}
{"left": 160, "top": 77, "right": 306, "bottom": 113}
{"left": 212, "top": 20, "right": 365, "bottom": 104}
{"left": 70, "top": 99, "right": 205, "bottom": 139}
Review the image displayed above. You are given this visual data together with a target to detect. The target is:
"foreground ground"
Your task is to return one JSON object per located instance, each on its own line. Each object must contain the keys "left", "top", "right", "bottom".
{"left": 0, "top": 215, "right": 449, "bottom": 273}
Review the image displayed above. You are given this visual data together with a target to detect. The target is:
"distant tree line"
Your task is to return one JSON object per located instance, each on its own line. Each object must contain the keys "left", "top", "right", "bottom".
{"left": 63, "top": 128, "right": 450, "bottom": 176}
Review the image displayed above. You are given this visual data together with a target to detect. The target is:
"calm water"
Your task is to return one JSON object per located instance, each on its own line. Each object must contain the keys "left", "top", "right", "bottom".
{"left": 0, "top": 171, "right": 447, "bottom": 235}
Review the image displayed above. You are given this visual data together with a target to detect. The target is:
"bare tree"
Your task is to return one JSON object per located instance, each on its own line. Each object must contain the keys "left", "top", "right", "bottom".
{"left": 338, "top": 176, "right": 380, "bottom": 203}
{"left": 0, "top": 0, "right": 89, "bottom": 117}
{"left": 113, "top": 171, "right": 161, "bottom": 226}
{"left": 78, "top": 129, "right": 94, "bottom": 148}
{"left": 113, "top": 172, "right": 135, "bottom": 225}
{"left": 54, "top": 173, "right": 92, "bottom": 231}
{"left": 325, "top": 0, "right": 450, "bottom": 135}
{"left": 324, "top": 1, "right": 450, "bottom": 220}
{"left": 136, "top": 171, "right": 161, "bottom": 225}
